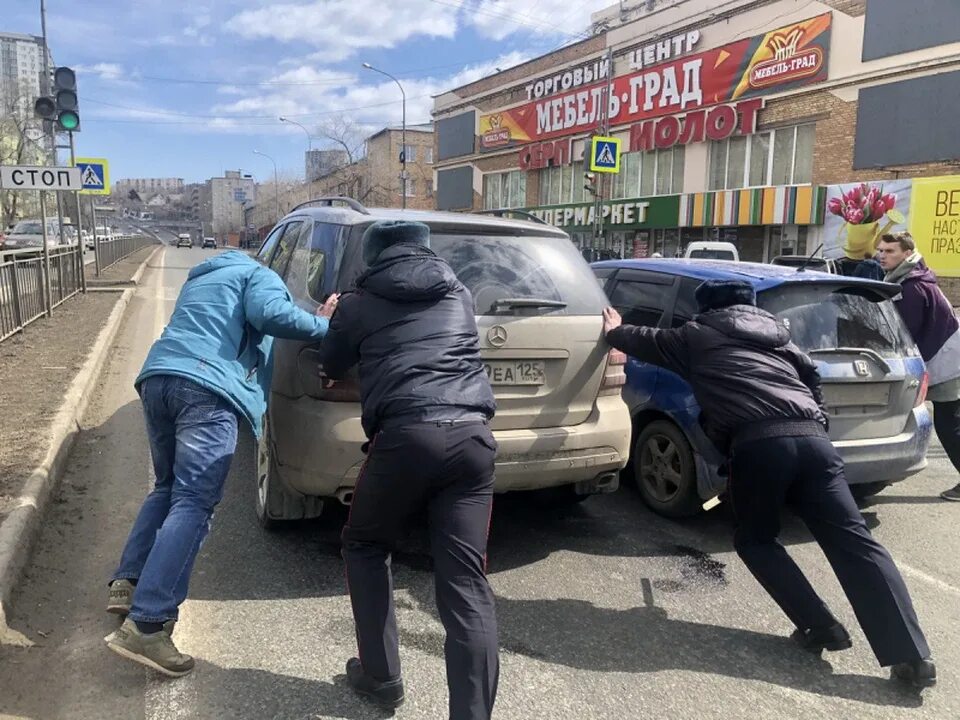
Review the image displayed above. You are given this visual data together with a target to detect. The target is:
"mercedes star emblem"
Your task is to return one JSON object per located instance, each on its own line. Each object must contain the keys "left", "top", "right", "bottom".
{"left": 487, "top": 325, "right": 508, "bottom": 347}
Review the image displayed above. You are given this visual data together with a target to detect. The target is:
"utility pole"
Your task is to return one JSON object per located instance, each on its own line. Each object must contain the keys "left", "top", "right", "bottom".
{"left": 592, "top": 48, "right": 614, "bottom": 251}
{"left": 70, "top": 132, "right": 86, "bottom": 292}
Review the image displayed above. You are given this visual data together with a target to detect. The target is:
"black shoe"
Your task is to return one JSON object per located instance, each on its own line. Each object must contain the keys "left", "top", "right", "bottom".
{"left": 346, "top": 657, "right": 405, "bottom": 709}
{"left": 892, "top": 658, "right": 937, "bottom": 689}
{"left": 790, "top": 623, "right": 852, "bottom": 653}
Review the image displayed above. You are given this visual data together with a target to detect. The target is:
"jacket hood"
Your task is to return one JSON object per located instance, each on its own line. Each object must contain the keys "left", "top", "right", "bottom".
{"left": 905, "top": 261, "right": 938, "bottom": 288}
{"left": 358, "top": 243, "right": 458, "bottom": 302}
{"left": 697, "top": 305, "right": 790, "bottom": 349}
{"left": 187, "top": 250, "right": 256, "bottom": 281}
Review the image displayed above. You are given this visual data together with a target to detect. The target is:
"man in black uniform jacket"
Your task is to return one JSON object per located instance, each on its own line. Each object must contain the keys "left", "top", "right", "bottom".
{"left": 322, "top": 221, "right": 499, "bottom": 719}
{"left": 602, "top": 279, "right": 936, "bottom": 688}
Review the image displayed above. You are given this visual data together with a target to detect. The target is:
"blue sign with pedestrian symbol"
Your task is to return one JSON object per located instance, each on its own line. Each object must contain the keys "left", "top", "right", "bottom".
{"left": 74, "top": 157, "right": 110, "bottom": 195}
{"left": 590, "top": 136, "right": 621, "bottom": 174}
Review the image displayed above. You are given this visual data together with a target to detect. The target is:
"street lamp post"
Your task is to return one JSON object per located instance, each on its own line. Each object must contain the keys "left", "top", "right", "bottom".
{"left": 279, "top": 116, "right": 312, "bottom": 150}
{"left": 362, "top": 62, "right": 407, "bottom": 210}
{"left": 253, "top": 150, "right": 280, "bottom": 222}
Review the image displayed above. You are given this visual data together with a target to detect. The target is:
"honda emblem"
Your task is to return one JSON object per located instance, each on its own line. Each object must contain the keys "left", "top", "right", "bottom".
{"left": 854, "top": 360, "right": 870, "bottom": 377}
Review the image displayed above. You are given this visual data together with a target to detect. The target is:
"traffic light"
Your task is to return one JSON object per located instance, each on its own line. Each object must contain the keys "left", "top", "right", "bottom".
{"left": 53, "top": 67, "right": 79, "bottom": 131}
{"left": 584, "top": 172, "right": 597, "bottom": 196}
{"left": 34, "top": 67, "right": 80, "bottom": 132}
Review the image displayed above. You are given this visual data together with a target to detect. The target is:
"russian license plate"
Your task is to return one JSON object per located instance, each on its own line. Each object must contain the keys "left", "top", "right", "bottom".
{"left": 484, "top": 360, "right": 545, "bottom": 386}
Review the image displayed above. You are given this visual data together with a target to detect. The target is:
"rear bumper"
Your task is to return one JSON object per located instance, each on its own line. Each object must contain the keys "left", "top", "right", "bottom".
{"left": 691, "top": 405, "right": 933, "bottom": 499}
{"left": 268, "top": 392, "right": 631, "bottom": 498}
{"left": 835, "top": 406, "right": 933, "bottom": 485}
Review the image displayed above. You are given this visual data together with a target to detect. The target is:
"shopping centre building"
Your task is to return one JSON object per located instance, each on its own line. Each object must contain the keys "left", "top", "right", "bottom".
{"left": 433, "top": 0, "right": 960, "bottom": 290}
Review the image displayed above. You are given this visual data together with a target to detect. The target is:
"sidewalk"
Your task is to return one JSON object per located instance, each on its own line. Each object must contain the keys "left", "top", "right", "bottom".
{"left": 0, "top": 245, "right": 157, "bottom": 526}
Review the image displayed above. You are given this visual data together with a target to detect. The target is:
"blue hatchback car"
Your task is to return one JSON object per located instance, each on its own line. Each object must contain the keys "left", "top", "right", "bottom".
{"left": 593, "top": 259, "right": 933, "bottom": 518}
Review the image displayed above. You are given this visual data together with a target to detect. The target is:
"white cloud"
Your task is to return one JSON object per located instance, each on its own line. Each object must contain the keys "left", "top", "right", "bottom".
{"left": 225, "top": 0, "right": 459, "bottom": 61}
{"left": 208, "top": 51, "right": 530, "bottom": 138}
{"left": 74, "top": 63, "right": 140, "bottom": 87}
{"left": 468, "top": 0, "right": 611, "bottom": 41}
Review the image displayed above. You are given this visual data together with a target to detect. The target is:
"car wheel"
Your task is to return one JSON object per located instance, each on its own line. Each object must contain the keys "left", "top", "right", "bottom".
{"left": 850, "top": 481, "right": 889, "bottom": 502}
{"left": 255, "top": 418, "right": 324, "bottom": 529}
{"left": 633, "top": 420, "right": 700, "bottom": 518}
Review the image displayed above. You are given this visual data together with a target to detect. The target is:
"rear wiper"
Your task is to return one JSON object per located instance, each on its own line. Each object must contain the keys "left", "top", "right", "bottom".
{"left": 808, "top": 347, "right": 892, "bottom": 375}
{"left": 491, "top": 297, "right": 568, "bottom": 311}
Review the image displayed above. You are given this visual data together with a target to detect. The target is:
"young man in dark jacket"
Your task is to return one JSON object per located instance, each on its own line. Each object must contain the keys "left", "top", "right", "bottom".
{"left": 879, "top": 232, "right": 960, "bottom": 501}
{"left": 322, "top": 221, "right": 498, "bottom": 719}
{"left": 603, "top": 279, "right": 936, "bottom": 688}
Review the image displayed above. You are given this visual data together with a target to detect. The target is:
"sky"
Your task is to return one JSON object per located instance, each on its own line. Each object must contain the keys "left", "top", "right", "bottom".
{"left": 6, "top": 0, "right": 615, "bottom": 186}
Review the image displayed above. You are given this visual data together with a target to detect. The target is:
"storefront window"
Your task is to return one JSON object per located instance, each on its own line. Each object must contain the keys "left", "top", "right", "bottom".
{"left": 749, "top": 132, "right": 771, "bottom": 186}
{"left": 482, "top": 174, "right": 501, "bottom": 210}
{"left": 709, "top": 124, "right": 816, "bottom": 190}
{"left": 571, "top": 160, "right": 587, "bottom": 204}
{"left": 484, "top": 170, "right": 527, "bottom": 209}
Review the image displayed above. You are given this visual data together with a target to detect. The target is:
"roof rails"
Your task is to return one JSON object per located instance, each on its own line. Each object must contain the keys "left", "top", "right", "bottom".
{"left": 290, "top": 197, "right": 371, "bottom": 214}
{"left": 472, "top": 208, "right": 547, "bottom": 225}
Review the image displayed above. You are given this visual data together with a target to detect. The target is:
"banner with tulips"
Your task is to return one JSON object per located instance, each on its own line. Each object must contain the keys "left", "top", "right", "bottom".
{"left": 823, "top": 177, "right": 960, "bottom": 277}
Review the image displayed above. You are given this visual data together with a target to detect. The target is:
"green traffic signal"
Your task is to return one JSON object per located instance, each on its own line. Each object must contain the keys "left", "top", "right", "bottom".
{"left": 58, "top": 111, "right": 80, "bottom": 131}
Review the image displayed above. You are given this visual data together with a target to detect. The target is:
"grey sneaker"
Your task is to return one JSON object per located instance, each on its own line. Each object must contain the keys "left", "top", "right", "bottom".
{"left": 940, "top": 484, "right": 960, "bottom": 501}
{"left": 106, "top": 618, "right": 194, "bottom": 677}
{"left": 107, "top": 579, "right": 134, "bottom": 615}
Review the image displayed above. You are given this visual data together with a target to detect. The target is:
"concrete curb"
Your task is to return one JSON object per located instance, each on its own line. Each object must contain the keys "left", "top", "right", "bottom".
{"left": 130, "top": 244, "right": 162, "bottom": 285}
{"left": 0, "top": 285, "right": 139, "bottom": 646}
{"left": 86, "top": 243, "right": 162, "bottom": 289}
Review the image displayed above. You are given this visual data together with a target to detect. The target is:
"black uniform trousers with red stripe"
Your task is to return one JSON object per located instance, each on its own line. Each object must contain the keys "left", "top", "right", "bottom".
{"left": 730, "top": 434, "right": 930, "bottom": 667}
{"left": 342, "top": 419, "right": 499, "bottom": 720}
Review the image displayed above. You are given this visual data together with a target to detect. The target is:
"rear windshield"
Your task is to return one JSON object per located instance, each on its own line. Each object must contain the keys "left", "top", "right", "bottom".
{"left": 688, "top": 249, "right": 735, "bottom": 260}
{"left": 430, "top": 233, "right": 607, "bottom": 316}
{"left": 12, "top": 222, "right": 42, "bottom": 234}
{"left": 759, "top": 285, "right": 917, "bottom": 358}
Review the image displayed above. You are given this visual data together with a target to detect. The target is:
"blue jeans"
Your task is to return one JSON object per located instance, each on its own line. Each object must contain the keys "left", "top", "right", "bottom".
{"left": 112, "top": 375, "right": 239, "bottom": 623}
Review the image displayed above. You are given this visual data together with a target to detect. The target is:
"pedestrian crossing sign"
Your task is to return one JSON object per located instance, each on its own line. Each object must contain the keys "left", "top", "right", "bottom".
{"left": 590, "top": 136, "right": 621, "bottom": 174}
{"left": 74, "top": 157, "right": 110, "bottom": 195}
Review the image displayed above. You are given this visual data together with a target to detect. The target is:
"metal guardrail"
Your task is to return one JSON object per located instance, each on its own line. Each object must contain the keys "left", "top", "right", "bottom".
{"left": 98, "top": 234, "right": 156, "bottom": 272}
{"left": 0, "top": 245, "right": 80, "bottom": 343}
{"left": 0, "top": 234, "right": 157, "bottom": 343}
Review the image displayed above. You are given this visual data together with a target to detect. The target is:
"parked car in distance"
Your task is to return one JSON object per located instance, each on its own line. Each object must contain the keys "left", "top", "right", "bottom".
{"left": 95, "top": 225, "right": 113, "bottom": 242}
{"left": 253, "top": 199, "right": 632, "bottom": 527}
{"left": 593, "top": 258, "right": 932, "bottom": 518}
{"left": 684, "top": 241, "right": 739, "bottom": 261}
{"left": 3, "top": 219, "right": 61, "bottom": 250}
{"left": 201, "top": 236, "right": 217, "bottom": 248}
{"left": 176, "top": 233, "right": 193, "bottom": 248}
{"left": 771, "top": 254, "right": 838, "bottom": 273}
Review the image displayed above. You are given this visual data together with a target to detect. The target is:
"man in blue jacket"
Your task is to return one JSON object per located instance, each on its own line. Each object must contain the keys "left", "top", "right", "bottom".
{"left": 105, "top": 250, "right": 337, "bottom": 676}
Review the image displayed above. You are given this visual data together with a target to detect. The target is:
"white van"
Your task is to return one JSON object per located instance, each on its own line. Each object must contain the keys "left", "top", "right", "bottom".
{"left": 684, "top": 241, "right": 739, "bottom": 261}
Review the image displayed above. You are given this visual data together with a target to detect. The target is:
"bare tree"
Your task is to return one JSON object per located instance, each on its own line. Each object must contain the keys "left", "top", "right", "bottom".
{"left": 0, "top": 80, "right": 49, "bottom": 228}
{"left": 314, "top": 114, "right": 366, "bottom": 164}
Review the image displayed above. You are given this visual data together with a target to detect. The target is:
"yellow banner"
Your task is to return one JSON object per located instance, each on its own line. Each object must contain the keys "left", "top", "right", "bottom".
{"left": 910, "top": 176, "right": 960, "bottom": 278}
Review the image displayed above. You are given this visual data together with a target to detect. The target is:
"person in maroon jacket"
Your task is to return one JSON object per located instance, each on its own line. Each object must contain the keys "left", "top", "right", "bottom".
{"left": 878, "top": 232, "right": 960, "bottom": 501}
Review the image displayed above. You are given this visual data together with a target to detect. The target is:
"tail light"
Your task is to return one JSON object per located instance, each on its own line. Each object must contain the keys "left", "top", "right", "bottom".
{"left": 915, "top": 371, "right": 929, "bottom": 407}
{"left": 599, "top": 349, "right": 627, "bottom": 396}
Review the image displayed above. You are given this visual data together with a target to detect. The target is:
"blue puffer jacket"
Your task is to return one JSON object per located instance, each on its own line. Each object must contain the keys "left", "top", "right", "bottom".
{"left": 136, "top": 251, "right": 329, "bottom": 436}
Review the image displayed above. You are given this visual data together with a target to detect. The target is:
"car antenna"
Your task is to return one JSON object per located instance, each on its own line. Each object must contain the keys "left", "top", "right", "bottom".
{"left": 796, "top": 243, "right": 825, "bottom": 273}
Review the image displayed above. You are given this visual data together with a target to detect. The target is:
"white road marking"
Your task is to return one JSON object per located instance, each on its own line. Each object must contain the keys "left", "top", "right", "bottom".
{"left": 898, "top": 561, "right": 960, "bottom": 598}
